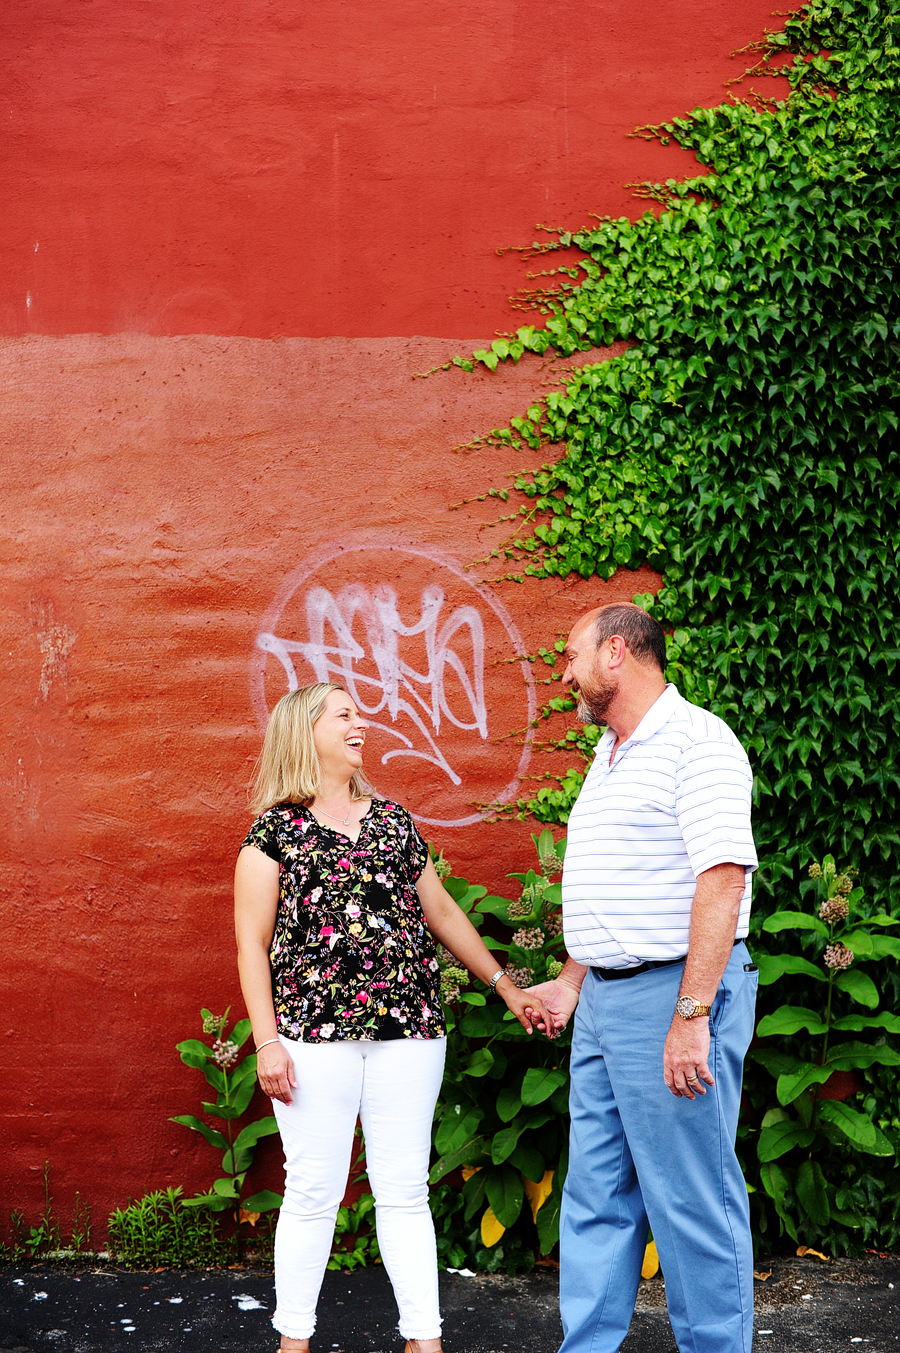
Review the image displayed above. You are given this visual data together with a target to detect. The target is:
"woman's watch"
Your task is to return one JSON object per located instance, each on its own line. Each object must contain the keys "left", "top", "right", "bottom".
{"left": 675, "top": 994, "right": 712, "bottom": 1019}
{"left": 488, "top": 969, "right": 507, "bottom": 993}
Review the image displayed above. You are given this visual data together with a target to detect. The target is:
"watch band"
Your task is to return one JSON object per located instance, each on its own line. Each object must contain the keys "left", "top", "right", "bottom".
{"left": 675, "top": 994, "right": 712, "bottom": 1019}
{"left": 488, "top": 969, "right": 506, "bottom": 993}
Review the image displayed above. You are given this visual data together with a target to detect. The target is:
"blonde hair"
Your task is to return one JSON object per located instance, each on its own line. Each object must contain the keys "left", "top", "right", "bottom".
{"left": 249, "top": 682, "right": 369, "bottom": 815}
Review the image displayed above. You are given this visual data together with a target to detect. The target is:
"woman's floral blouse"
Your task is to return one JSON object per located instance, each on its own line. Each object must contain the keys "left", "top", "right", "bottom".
{"left": 241, "top": 799, "right": 446, "bottom": 1043}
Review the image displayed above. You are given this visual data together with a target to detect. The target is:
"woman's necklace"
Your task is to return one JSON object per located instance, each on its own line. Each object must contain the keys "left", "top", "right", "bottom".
{"left": 315, "top": 800, "right": 353, "bottom": 826}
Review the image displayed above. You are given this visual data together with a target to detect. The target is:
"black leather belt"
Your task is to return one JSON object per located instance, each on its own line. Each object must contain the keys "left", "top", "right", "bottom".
{"left": 595, "top": 937, "right": 742, "bottom": 981}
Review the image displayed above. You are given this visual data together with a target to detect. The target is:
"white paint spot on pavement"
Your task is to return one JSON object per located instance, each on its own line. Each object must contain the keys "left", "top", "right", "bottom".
{"left": 233, "top": 1294, "right": 266, "bottom": 1310}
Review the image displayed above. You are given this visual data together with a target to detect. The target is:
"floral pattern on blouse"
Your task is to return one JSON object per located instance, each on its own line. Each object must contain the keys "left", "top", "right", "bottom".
{"left": 240, "top": 799, "right": 446, "bottom": 1043}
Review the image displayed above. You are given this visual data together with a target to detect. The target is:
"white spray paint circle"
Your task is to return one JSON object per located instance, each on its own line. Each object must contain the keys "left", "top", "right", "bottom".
{"left": 251, "top": 540, "right": 536, "bottom": 828}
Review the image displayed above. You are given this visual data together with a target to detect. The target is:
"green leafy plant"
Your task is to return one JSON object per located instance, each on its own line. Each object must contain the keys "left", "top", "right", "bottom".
{"left": 437, "top": 0, "right": 900, "bottom": 1259}
{"left": 24, "top": 1161, "right": 62, "bottom": 1259}
{"left": 107, "top": 1187, "right": 227, "bottom": 1268}
{"left": 171, "top": 1007, "right": 282, "bottom": 1256}
{"left": 456, "top": 0, "right": 900, "bottom": 930}
{"left": 0, "top": 1167, "right": 93, "bottom": 1264}
{"left": 430, "top": 832, "right": 570, "bottom": 1271}
{"left": 745, "top": 856, "right": 900, "bottom": 1249}
{"left": 327, "top": 1191, "right": 381, "bottom": 1272}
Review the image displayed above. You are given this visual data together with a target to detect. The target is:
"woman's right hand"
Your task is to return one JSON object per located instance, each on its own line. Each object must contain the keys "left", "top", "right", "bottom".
{"left": 255, "top": 1039, "right": 298, "bottom": 1105}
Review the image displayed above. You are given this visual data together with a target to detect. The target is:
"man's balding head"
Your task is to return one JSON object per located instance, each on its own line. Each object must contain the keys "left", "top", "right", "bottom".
{"left": 581, "top": 602, "right": 667, "bottom": 672}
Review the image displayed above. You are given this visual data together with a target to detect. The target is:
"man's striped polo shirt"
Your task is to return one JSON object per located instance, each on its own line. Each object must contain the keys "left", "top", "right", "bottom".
{"left": 562, "top": 683, "right": 757, "bottom": 969}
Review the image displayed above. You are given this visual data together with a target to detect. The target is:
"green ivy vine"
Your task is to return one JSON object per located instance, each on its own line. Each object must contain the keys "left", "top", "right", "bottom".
{"left": 470, "top": 0, "right": 899, "bottom": 926}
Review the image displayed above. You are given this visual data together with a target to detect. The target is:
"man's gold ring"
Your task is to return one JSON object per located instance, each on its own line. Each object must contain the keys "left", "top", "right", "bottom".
{"left": 686, "top": 1074, "right": 699, "bottom": 1083}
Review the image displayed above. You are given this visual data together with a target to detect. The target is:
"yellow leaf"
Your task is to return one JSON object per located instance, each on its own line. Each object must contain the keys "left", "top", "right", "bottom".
{"left": 641, "top": 1240, "right": 660, "bottom": 1279}
{"left": 796, "top": 1245, "right": 829, "bottom": 1261}
{"left": 523, "top": 1169, "right": 555, "bottom": 1221}
{"left": 480, "top": 1206, "right": 506, "bottom": 1248}
{"left": 461, "top": 1165, "right": 482, "bottom": 1182}
{"left": 239, "top": 1209, "right": 261, "bottom": 1227}
{"left": 753, "top": 1270, "right": 772, "bottom": 1281}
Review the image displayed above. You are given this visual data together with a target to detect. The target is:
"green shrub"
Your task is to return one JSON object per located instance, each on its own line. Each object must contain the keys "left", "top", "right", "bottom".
{"left": 107, "top": 1187, "right": 228, "bottom": 1268}
{"left": 430, "top": 841, "right": 899, "bottom": 1263}
{"left": 431, "top": 832, "right": 570, "bottom": 1269}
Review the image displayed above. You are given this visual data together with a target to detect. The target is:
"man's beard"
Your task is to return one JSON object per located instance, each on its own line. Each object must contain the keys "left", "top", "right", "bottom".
{"left": 575, "top": 671, "right": 618, "bottom": 726}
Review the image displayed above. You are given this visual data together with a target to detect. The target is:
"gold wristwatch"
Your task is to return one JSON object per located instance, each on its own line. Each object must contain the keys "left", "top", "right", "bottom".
{"left": 675, "top": 995, "right": 712, "bottom": 1019}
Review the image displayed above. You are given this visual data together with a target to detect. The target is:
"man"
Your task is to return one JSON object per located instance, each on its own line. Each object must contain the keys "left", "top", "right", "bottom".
{"left": 529, "top": 602, "right": 758, "bottom": 1353}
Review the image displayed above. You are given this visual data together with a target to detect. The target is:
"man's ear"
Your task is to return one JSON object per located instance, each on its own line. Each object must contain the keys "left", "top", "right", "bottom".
{"left": 607, "top": 635, "right": 627, "bottom": 668}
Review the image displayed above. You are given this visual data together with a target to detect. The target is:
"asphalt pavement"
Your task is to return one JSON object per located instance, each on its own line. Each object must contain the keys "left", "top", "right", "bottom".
{"left": 2, "top": 1253, "right": 898, "bottom": 1353}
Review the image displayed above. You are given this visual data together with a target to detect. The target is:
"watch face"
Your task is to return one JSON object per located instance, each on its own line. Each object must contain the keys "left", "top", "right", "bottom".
{"left": 675, "top": 995, "right": 695, "bottom": 1018}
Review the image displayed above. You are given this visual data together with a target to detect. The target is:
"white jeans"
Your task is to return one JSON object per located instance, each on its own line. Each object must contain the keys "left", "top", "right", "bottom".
{"left": 271, "top": 1035, "right": 447, "bottom": 1340}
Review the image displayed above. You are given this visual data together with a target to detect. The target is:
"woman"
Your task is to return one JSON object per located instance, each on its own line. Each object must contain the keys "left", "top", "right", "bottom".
{"left": 235, "top": 681, "right": 545, "bottom": 1353}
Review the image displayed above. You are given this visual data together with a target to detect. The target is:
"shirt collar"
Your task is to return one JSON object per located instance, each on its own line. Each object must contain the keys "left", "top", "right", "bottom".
{"left": 595, "top": 683, "right": 681, "bottom": 758}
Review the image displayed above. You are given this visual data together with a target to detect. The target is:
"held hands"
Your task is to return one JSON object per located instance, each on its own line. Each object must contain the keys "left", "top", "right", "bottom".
{"left": 663, "top": 1015, "right": 715, "bottom": 1099}
{"left": 520, "top": 977, "right": 581, "bottom": 1039}
{"left": 255, "top": 1040, "right": 298, "bottom": 1105}
{"left": 494, "top": 974, "right": 548, "bottom": 1034}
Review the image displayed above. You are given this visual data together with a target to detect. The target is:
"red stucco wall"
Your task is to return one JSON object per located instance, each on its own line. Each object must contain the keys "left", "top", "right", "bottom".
{"left": 1, "top": 1, "right": 789, "bottom": 1232}
{"left": 2, "top": 0, "right": 785, "bottom": 338}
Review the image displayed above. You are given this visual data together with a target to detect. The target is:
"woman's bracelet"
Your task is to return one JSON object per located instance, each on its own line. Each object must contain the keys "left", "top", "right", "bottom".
{"left": 254, "top": 1038, "right": 280, "bottom": 1053}
{"left": 488, "top": 969, "right": 506, "bottom": 993}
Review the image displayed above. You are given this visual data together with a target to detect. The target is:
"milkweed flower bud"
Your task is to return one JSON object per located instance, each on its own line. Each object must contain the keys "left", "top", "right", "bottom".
{"left": 539, "top": 848, "right": 562, "bottom": 877}
{"left": 513, "top": 927, "right": 545, "bottom": 951}
{"left": 544, "top": 910, "right": 564, "bottom": 938}
{"left": 507, "top": 896, "right": 533, "bottom": 921}
{"left": 202, "top": 1013, "right": 224, "bottom": 1035}
{"left": 824, "top": 943, "right": 853, "bottom": 971}
{"left": 808, "top": 863, "right": 822, "bottom": 880}
{"left": 212, "top": 1038, "right": 240, "bottom": 1070}
{"left": 505, "top": 967, "right": 531, "bottom": 989}
{"left": 433, "top": 853, "right": 452, "bottom": 881}
{"left": 546, "top": 959, "right": 563, "bottom": 980}
{"left": 837, "top": 873, "right": 854, "bottom": 896}
{"left": 440, "top": 966, "right": 468, "bottom": 1003}
{"left": 819, "top": 897, "right": 849, "bottom": 924}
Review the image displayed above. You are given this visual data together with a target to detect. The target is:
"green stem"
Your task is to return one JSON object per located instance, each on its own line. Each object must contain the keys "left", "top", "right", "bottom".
{"left": 221, "top": 1067, "right": 243, "bottom": 1260}
{"left": 811, "top": 966, "right": 837, "bottom": 1131}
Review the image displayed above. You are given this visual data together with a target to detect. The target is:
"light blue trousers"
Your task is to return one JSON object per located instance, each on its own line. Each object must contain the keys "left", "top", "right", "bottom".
{"left": 559, "top": 943, "right": 758, "bottom": 1353}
